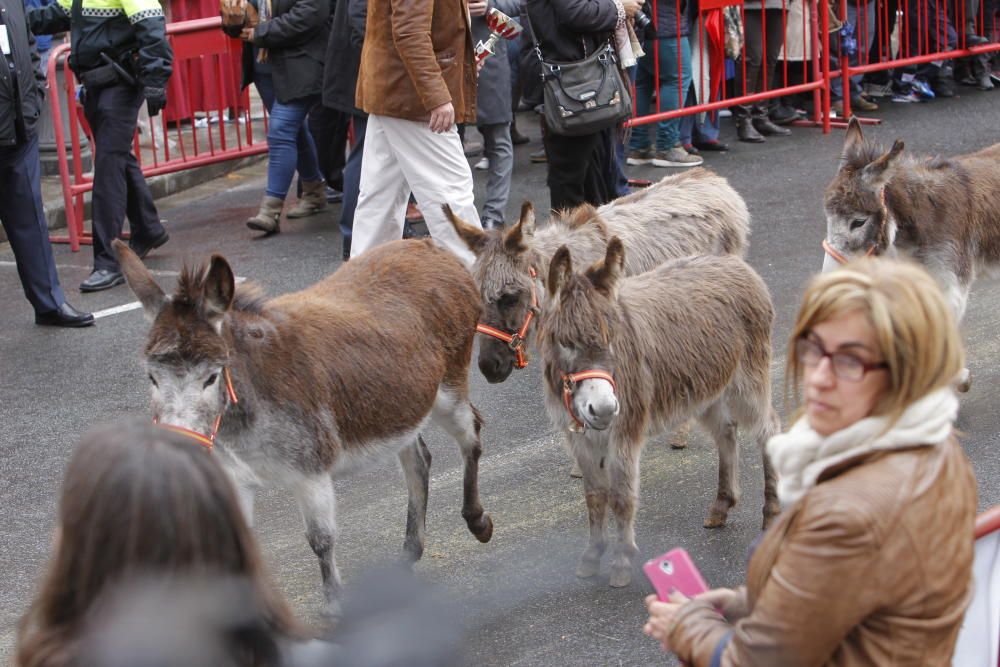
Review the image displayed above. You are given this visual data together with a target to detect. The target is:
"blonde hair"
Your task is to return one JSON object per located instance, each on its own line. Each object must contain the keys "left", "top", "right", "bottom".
{"left": 788, "top": 257, "right": 964, "bottom": 423}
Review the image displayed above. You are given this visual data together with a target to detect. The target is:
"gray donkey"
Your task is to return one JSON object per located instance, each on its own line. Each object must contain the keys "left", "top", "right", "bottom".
{"left": 446, "top": 168, "right": 749, "bottom": 384}
{"left": 823, "top": 118, "right": 1000, "bottom": 390}
{"left": 540, "top": 238, "right": 780, "bottom": 588}
{"left": 113, "top": 238, "right": 493, "bottom": 616}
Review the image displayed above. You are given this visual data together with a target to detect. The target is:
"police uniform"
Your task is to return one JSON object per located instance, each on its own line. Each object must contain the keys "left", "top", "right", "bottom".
{"left": 28, "top": 0, "right": 173, "bottom": 291}
{"left": 0, "top": 0, "right": 92, "bottom": 325}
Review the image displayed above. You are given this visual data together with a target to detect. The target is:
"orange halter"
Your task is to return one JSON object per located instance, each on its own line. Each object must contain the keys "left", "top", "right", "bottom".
{"left": 475, "top": 268, "right": 539, "bottom": 369}
{"left": 822, "top": 188, "right": 889, "bottom": 266}
{"left": 153, "top": 367, "right": 238, "bottom": 452}
{"left": 561, "top": 369, "right": 617, "bottom": 432}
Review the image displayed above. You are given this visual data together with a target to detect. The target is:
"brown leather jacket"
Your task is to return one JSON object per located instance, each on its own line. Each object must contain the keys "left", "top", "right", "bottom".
{"left": 355, "top": 0, "right": 477, "bottom": 123}
{"left": 668, "top": 437, "right": 977, "bottom": 667}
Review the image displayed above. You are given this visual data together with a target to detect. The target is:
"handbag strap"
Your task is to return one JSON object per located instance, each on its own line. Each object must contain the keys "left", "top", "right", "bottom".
{"left": 520, "top": 0, "right": 613, "bottom": 68}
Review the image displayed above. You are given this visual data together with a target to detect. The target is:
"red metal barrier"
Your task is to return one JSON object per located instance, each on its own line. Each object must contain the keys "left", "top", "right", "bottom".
{"left": 977, "top": 505, "right": 1000, "bottom": 539}
{"left": 832, "top": 0, "right": 1000, "bottom": 121}
{"left": 625, "top": 0, "right": 833, "bottom": 135}
{"left": 48, "top": 16, "right": 269, "bottom": 251}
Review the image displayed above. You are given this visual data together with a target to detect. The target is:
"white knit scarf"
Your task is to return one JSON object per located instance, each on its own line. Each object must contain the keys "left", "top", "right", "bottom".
{"left": 766, "top": 388, "right": 959, "bottom": 506}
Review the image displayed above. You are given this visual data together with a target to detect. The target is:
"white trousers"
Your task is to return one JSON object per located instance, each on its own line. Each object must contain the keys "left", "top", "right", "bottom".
{"left": 350, "top": 114, "right": 482, "bottom": 266}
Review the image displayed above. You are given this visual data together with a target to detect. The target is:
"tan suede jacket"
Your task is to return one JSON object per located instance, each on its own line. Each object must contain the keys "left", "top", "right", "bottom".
{"left": 668, "top": 437, "right": 977, "bottom": 667}
{"left": 356, "top": 0, "right": 477, "bottom": 123}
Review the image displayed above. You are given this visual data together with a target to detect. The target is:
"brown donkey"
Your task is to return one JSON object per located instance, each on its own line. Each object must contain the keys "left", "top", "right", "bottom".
{"left": 113, "top": 238, "right": 493, "bottom": 616}
{"left": 823, "top": 118, "right": 1000, "bottom": 390}
{"left": 540, "top": 239, "right": 779, "bottom": 587}
{"left": 445, "top": 168, "right": 749, "bottom": 384}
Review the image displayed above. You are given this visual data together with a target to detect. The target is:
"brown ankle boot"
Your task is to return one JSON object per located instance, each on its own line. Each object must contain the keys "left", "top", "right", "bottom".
{"left": 751, "top": 105, "right": 791, "bottom": 136}
{"left": 246, "top": 196, "right": 284, "bottom": 234}
{"left": 286, "top": 180, "right": 329, "bottom": 218}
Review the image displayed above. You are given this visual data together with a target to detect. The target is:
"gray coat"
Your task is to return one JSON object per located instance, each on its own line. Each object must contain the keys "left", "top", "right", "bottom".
{"left": 472, "top": 0, "right": 520, "bottom": 126}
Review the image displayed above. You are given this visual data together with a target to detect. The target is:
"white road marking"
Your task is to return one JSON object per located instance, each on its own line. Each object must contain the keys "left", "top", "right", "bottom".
{"left": 93, "top": 302, "right": 144, "bottom": 319}
{"left": 0, "top": 260, "right": 186, "bottom": 278}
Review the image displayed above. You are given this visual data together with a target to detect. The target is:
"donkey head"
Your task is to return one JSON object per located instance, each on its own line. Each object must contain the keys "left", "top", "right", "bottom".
{"left": 823, "top": 117, "right": 905, "bottom": 272}
{"left": 444, "top": 202, "right": 541, "bottom": 383}
{"left": 113, "top": 240, "right": 238, "bottom": 437}
{"left": 541, "top": 238, "right": 625, "bottom": 431}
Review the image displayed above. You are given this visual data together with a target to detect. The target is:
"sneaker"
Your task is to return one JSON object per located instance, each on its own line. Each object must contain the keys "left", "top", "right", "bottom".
{"left": 652, "top": 146, "right": 704, "bottom": 168}
{"left": 910, "top": 78, "right": 936, "bottom": 99}
{"left": 891, "top": 91, "right": 921, "bottom": 103}
{"left": 682, "top": 143, "right": 700, "bottom": 155}
{"left": 474, "top": 157, "right": 489, "bottom": 170}
{"left": 626, "top": 147, "right": 655, "bottom": 165}
{"left": 529, "top": 147, "right": 547, "bottom": 163}
{"left": 863, "top": 82, "right": 893, "bottom": 98}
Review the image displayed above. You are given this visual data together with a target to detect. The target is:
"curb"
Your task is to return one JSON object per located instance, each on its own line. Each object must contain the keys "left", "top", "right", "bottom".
{"left": 0, "top": 155, "right": 265, "bottom": 244}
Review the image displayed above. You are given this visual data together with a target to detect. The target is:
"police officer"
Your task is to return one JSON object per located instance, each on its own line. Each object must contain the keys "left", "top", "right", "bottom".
{"left": 0, "top": 0, "right": 92, "bottom": 325}
{"left": 28, "top": 0, "right": 173, "bottom": 292}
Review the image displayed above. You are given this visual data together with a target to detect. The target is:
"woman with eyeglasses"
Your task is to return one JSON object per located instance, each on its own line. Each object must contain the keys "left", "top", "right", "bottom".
{"left": 643, "top": 258, "right": 977, "bottom": 666}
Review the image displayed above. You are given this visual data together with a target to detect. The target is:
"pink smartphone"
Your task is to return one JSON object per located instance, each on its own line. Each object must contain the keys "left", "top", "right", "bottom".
{"left": 643, "top": 548, "right": 710, "bottom": 601}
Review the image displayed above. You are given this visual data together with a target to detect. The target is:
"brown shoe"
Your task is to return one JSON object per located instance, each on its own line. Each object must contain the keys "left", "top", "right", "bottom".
{"left": 286, "top": 180, "right": 329, "bottom": 218}
{"left": 246, "top": 196, "right": 284, "bottom": 234}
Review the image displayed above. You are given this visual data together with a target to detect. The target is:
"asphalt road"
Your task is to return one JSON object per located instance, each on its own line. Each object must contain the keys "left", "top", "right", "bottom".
{"left": 2, "top": 90, "right": 999, "bottom": 665}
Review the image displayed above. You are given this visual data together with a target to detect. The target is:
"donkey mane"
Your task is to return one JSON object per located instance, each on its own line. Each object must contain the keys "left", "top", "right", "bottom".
{"left": 174, "top": 262, "right": 268, "bottom": 314}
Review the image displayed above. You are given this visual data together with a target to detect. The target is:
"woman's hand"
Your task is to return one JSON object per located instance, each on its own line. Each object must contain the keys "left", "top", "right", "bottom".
{"left": 240, "top": 26, "right": 255, "bottom": 41}
{"left": 622, "top": 0, "right": 643, "bottom": 17}
{"left": 220, "top": 0, "right": 246, "bottom": 27}
{"left": 643, "top": 591, "right": 689, "bottom": 652}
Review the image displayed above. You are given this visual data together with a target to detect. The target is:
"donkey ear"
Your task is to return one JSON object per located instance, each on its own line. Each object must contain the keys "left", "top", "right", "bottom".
{"left": 862, "top": 140, "right": 904, "bottom": 186}
{"left": 840, "top": 117, "right": 866, "bottom": 168}
{"left": 442, "top": 204, "right": 489, "bottom": 255}
{"left": 503, "top": 201, "right": 535, "bottom": 253}
{"left": 202, "top": 254, "right": 235, "bottom": 331}
{"left": 548, "top": 245, "right": 573, "bottom": 299}
{"left": 586, "top": 236, "right": 625, "bottom": 297}
{"left": 112, "top": 238, "right": 166, "bottom": 320}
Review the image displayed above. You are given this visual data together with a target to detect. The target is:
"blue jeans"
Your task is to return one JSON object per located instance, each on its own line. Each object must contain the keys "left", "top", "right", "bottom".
{"left": 679, "top": 84, "right": 720, "bottom": 145}
{"left": 831, "top": 1, "right": 877, "bottom": 99}
{"left": 256, "top": 78, "right": 322, "bottom": 200}
{"left": 340, "top": 114, "right": 367, "bottom": 245}
{"left": 630, "top": 37, "right": 692, "bottom": 151}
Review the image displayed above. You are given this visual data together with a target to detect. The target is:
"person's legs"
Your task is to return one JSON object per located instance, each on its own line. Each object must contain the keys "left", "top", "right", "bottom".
{"left": 653, "top": 36, "right": 691, "bottom": 151}
{"left": 377, "top": 116, "right": 481, "bottom": 265}
{"left": 628, "top": 47, "right": 656, "bottom": 154}
{"left": 545, "top": 131, "right": 602, "bottom": 210}
{"left": 350, "top": 114, "right": 410, "bottom": 260}
{"left": 339, "top": 114, "right": 367, "bottom": 259}
{"left": 84, "top": 83, "right": 146, "bottom": 274}
{"left": 478, "top": 123, "right": 513, "bottom": 228}
{"left": 266, "top": 96, "right": 322, "bottom": 201}
{"left": 0, "top": 136, "right": 66, "bottom": 313}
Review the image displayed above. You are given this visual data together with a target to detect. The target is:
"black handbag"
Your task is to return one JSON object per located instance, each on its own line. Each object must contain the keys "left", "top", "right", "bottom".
{"left": 523, "top": 10, "right": 633, "bottom": 137}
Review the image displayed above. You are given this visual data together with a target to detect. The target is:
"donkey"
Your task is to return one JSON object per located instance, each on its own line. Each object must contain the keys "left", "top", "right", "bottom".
{"left": 540, "top": 238, "right": 780, "bottom": 588}
{"left": 445, "top": 168, "right": 749, "bottom": 384}
{"left": 823, "top": 117, "right": 1000, "bottom": 390}
{"left": 113, "top": 238, "right": 493, "bottom": 616}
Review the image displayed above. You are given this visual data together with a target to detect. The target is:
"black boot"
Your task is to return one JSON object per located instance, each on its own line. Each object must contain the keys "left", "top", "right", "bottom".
{"left": 751, "top": 105, "right": 791, "bottom": 136}
{"left": 733, "top": 105, "right": 764, "bottom": 143}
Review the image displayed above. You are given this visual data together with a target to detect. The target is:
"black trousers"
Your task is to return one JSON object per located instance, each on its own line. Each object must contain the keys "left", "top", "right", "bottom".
{"left": 738, "top": 9, "right": 787, "bottom": 95}
{"left": 309, "top": 106, "right": 350, "bottom": 192}
{"left": 0, "top": 133, "right": 65, "bottom": 313}
{"left": 544, "top": 127, "right": 616, "bottom": 211}
{"left": 82, "top": 82, "right": 164, "bottom": 272}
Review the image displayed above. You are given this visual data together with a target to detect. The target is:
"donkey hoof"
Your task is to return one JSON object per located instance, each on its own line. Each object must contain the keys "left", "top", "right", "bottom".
{"left": 576, "top": 558, "right": 601, "bottom": 578}
{"left": 956, "top": 368, "right": 972, "bottom": 393}
{"left": 470, "top": 513, "right": 494, "bottom": 543}
{"left": 669, "top": 439, "right": 687, "bottom": 450}
{"left": 569, "top": 461, "right": 583, "bottom": 478}
{"left": 609, "top": 567, "right": 632, "bottom": 588}
{"left": 762, "top": 502, "right": 781, "bottom": 530}
{"left": 703, "top": 509, "right": 729, "bottom": 529}
{"left": 403, "top": 540, "right": 425, "bottom": 563}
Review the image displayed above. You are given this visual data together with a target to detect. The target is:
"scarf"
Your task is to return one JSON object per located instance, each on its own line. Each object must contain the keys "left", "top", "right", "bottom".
{"left": 766, "top": 388, "right": 959, "bottom": 506}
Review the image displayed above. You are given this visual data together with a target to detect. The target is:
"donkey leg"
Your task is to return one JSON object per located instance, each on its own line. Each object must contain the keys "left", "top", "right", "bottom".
{"left": 573, "top": 438, "right": 610, "bottom": 578}
{"left": 698, "top": 402, "right": 740, "bottom": 529}
{"left": 432, "top": 391, "right": 493, "bottom": 543}
{"left": 606, "top": 446, "right": 641, "bottom": 588}
{"left": 235, "top": 483, "right": 256, "bottom": 527}
{"left": 292, "top": 474, "right": 343, "bottom": 617}
{"left": 398, "top": 435, "right": 432, "bottom": 562}
{"left": 567, "top": 433, "right": 584, "bottom": 478}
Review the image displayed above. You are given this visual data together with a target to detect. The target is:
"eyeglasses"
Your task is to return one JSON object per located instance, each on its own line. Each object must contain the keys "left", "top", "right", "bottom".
{"left": 795, "top": 336, "right": 889, "bottom": 382}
